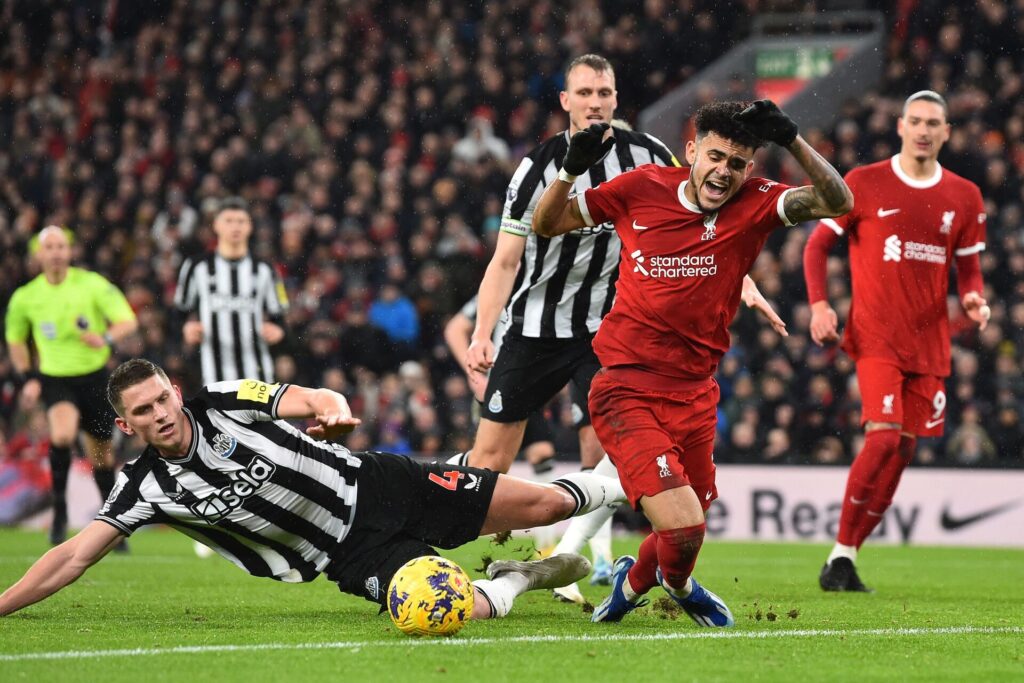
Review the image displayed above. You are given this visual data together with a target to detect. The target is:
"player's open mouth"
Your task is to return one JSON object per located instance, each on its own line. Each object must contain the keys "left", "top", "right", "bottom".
{"left": 159, "top": 424, "right": 175, "bottom": 437}
{"left": 704, "top": 179, "right": 728, "bottom": 199}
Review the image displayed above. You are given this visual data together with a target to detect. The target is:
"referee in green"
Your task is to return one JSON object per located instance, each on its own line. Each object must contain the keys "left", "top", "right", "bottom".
{"left": 5, "top": 226, "right": 138, "bottom": 544}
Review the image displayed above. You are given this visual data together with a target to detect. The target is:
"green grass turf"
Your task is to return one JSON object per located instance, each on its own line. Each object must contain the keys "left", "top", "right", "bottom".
{"left": 1, "top": 528, "right": 1022, "bottom": 682}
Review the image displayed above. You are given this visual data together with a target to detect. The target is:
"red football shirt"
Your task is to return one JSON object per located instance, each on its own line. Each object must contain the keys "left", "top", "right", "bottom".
{"left": 818, "top": 156, "right": 986, "bottom": 377}
{"left": 579, "top": 165, "right": 796, "bottom": 381}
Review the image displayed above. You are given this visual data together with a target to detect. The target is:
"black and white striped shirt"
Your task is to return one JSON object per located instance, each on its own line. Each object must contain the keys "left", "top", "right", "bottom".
{"left": 97, "top": 381, "right": 360, "bottom": 583}
{"left": 174, "top": 254, "right": 288, "bottom": 383}
{"left": 501, "top": 129, "right": 678, "bottom": 339}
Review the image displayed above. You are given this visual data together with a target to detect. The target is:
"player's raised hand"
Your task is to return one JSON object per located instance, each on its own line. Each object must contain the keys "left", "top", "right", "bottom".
{"left": 466, "top": 337, "right": 495, "bottom": 374}
{"left": 306, "top": 411, "right": 361, "bottom": 440}
{"left": 734, "top": 100, "right": 799, "bottom": 147}
{"left": 562, "top": 122, "right": 615, "bottom": 176}
{"left": 741, "top": 275, "right": 788, "bottom": 337}
{"left": 962, "top": 291, "right": 991, "bottom": 331}
{"left": 809, "top": 301, "right": 840, "bottom": 346}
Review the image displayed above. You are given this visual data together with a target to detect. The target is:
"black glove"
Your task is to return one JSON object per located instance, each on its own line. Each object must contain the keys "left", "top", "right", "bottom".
{"left": 733, "top": 100, "right": 798, "bottom": 147}
{"left": 562, "top": 122, "right": 615, "bottom": 176}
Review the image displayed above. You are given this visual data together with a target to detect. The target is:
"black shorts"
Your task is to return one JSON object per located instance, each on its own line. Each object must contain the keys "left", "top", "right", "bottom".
{"left": 481, "top": 335, "right": 599, "bottom": 426}
{"left": 325, "top": 452, "right": 499, "bottom": 606}
{"left": 40, "top": 369, "right": 116, "bottom": 440}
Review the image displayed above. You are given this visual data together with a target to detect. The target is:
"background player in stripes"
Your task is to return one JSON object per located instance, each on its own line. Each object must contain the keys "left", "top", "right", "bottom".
{"left": 0, "top": 359, "right": 627, "bottom": 620}
{"left": 803, "top": 90, "right": 990, "bottom": 592}
{"left": 4, "top": 226, "right": 138, "bottom": 545}
{"left": 174, "top": 197, "right": 288, "bottom": 385}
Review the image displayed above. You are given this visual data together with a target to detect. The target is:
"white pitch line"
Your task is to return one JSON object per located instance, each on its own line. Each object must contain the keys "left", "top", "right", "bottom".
{"left": 0, "top": 626, "right": 1020, "bottom": 663}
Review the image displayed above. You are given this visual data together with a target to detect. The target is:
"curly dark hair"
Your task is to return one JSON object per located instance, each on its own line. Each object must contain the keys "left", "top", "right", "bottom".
{"left": 694, "top": 101, "right": 764, "bottom": 150}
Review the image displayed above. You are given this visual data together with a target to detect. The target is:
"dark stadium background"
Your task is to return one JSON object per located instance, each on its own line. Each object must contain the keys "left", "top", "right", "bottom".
{"left": 0, "top": 0, "right": 1021, "bottom": 480}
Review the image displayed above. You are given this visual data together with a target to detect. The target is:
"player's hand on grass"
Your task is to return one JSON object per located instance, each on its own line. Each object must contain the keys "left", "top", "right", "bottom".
{"left": 562, "top": 122, "right": 615, "bottom": 176}
{"left": 809, "top": 300, "right": 840, "bottom": 345}
{"left": 466, "top": 337, "right": 495, "bottom": 374}
{"left": 183, "top": 321, "right": 204, "bottom": 345}
{"left": 741, "top": 275, "right": 787, "bottom": 336}
{"left": 261, "top": 321, "right": 285, "bottom": 344}
{"left": 962, "top": 291, "right": 991, "bottom": 331}
{"left": 734, "top": 100, "right": 798, "bottom": 147}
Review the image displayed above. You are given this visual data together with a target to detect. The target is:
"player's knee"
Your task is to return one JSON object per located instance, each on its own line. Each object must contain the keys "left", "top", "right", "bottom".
{"left": 865, "top": 428, "right": 901, "bottom": 454}
{"left": 541, "top": 484, "right": 576, "bottom": 523}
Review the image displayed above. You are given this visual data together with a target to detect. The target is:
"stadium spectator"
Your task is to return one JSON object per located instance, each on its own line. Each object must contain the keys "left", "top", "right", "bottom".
{"left": 4, "top": 226, "right": 138, "bottom": 544}
{"left": 805, "top": 91, "right": 990, "bottom": 593}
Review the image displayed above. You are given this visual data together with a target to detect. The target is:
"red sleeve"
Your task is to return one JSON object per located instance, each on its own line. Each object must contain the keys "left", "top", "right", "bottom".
{"left": 804, "top": 224, "right": 841, "bottom": 304}
{"left": 577, "top": 167, "right": 647, "bottom": 227}
{"left": 954, "top": 183, "right": 987, "bottom": 258}
{"left": 956, "top": 252, "right": 984, "bottom": 300}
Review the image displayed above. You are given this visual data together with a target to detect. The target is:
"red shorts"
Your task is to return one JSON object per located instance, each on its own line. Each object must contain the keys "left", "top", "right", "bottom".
{"left": 589, "top": 369, "right": 719, "bottom": 510}
{"left": 856, "top": 358, "right": 947, "bottom": 437}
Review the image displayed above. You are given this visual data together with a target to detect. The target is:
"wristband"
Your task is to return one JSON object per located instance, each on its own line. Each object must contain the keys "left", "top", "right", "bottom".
{"left": 103, "top": 332, "right": 115, "bottom": 347}
{"left": 557, "top": 168, "right": 578, "bottom": 184}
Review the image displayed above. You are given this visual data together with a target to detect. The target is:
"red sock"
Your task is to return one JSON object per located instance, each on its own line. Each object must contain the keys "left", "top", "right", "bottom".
{"left": 837, "top": 429, "right": 900, "bottom": 546}
{"left": 853, "top": 434, "right": 915, "bottom": 547}
{"left": 655, "top": 523, "right": 706, "bottom": 591}
{"left": 626, "top": 531, "right": 660, "bottom": 596}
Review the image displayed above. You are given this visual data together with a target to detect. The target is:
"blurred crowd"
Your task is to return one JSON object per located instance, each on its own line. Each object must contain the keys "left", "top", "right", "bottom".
{"left": 0, "top": 0, "right": 1021, "bottom": 478}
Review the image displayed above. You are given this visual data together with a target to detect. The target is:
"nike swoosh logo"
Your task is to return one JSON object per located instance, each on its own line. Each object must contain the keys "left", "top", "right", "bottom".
{"left": 924, "top": 418, "right": 944, "bottom": 429}
{"left": 632, "top": 220, "right": 650, "bottom": 231}
{"left": 877, "top": 208, "right": 901, "bottom": 218}
{"left": 940, "top": 500, "right": 1023, "bottom": 531}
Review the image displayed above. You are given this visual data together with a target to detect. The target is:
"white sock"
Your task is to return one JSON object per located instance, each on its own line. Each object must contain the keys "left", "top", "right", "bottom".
{"left": 551, "top": 471, "right": 626, "bottom": 516}
{"left": 445, "top": 451, "right": 469, "bottom": 467}
{"left": 827, "top": 543, "right": 858, "bottom": 564}
{"left": 621, "top": 574, "right": 641, "bottom": 602}
{"left": 552, "top": 505, "right": 615, "bottom": 556}
{"left": 588, "top": 517, "right": 613, "bottom": 565}
{"left": 472, "top": 574, "right": 528, "bottom": 619}
{"left": 661, "top": 575, "right": 694, "bottom": 599}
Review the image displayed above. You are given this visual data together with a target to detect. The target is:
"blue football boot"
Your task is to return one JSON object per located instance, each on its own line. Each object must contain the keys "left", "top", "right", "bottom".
{"left": 591, "top": 556, "right": 648, "bottom": 623}
{"left": 657, "top": 569, "right": 734, "bottom": 627}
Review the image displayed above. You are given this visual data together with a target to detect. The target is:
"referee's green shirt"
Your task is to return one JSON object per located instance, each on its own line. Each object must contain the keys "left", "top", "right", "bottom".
{"left": 5, "top": 267, "right": 136, "bottom": 377}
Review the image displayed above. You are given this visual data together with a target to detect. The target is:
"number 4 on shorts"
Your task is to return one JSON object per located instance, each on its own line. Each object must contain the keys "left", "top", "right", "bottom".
{"left": 428, "top": 470, "right": 465, "bottom": 491}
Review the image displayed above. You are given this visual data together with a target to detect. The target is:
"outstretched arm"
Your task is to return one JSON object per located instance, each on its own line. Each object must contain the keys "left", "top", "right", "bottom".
{"left": 276, "top": 385, "right": 361, "bottom": 440}
{"left": 734, "top": 100, "right": 853, "bottom": 222}
{"left": 0, "top": 521, "right": 123, "bottom": 616}
{"left": 741, "top": 275, "right": 787, "bottom": 336}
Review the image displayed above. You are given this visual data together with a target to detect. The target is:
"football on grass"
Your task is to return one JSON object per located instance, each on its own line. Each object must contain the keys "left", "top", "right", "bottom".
{"left": 387, "top": 556, "right": 474, "bottom": 636}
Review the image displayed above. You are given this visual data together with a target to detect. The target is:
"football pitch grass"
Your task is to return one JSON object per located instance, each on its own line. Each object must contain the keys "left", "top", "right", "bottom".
{"left": 1, "top": 529, "right": 1021, "bottom": 682}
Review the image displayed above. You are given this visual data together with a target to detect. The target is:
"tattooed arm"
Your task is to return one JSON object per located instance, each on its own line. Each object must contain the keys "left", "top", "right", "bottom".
{"left": 782, "top": 137, "right": 854, "bottom": 222}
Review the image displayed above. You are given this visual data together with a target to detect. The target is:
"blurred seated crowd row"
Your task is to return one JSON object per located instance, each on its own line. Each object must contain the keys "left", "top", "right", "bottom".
{"left": 0, "top": 0, "right": 1021, "bottom": 497}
